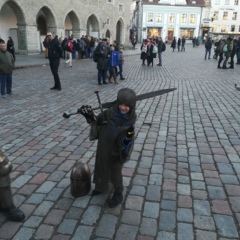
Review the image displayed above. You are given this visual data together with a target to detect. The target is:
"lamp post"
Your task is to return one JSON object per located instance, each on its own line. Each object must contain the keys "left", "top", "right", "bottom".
{"left": 136, "top": 0, "right": 140, "bottom": 43}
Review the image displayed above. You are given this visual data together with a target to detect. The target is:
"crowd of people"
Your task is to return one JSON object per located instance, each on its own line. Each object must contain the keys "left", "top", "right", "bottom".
{"left": 140, "top": 37, "right": 166, "bottom": 67}
{"left": 203, "top": 36, "right": 240, "bottom": 69}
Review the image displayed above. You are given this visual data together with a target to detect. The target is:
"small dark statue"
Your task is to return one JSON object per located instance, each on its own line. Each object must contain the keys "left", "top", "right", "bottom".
{"left": 0, "top": 149, "right": 25, "bottom": 221}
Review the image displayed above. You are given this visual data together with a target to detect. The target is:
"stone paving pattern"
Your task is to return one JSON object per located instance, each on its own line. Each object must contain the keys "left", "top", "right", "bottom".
{"left": 0, "top": 45, "right": 240, "bottom": 240}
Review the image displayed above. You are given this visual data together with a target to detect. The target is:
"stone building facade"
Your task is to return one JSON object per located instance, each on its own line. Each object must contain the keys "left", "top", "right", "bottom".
{"left": 0, "top": 0, "right": 131, "bottom": 54}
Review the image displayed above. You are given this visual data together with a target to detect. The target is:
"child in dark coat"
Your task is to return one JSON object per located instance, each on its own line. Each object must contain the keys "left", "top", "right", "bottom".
{"left": 78, "top": 88, "right": 136, "bottom": 208}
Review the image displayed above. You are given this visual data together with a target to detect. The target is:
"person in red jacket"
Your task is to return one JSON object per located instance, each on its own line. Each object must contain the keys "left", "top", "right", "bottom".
{"left": 65, "top": 36, "right": 73, "bottom": 67}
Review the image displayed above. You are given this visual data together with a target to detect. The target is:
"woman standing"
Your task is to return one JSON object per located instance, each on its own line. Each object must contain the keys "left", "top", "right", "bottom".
{"left": 177, "top": 38, "right": 181, "bottom": 52}
{"left": 147, "top": 39, "right": 156, "bottom": 66}
{"left": 140, "top": 39, "right": 148, "bottom": 66}
{"left": 171, "top": 37, "right": 176, "bottom": 52}
{"left": 7, "top": 37, "right": 15, "bottom": 61}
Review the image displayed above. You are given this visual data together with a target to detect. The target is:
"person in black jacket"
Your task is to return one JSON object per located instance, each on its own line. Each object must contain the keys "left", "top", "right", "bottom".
{"left": 47, "top": 32, "right": 62, "bottom": 91}
{"left": 7, "top": 37, "right": 15, "bottom": 61}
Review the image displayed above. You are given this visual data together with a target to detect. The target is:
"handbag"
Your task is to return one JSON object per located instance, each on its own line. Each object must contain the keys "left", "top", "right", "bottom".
{"left": 153, "top": 45, "right": 158, "bottom": 54}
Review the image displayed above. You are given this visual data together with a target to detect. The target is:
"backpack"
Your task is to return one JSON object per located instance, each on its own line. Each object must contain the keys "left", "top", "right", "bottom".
{"left": 64, "top": 41, "right": 72, "bottom": 52}
{"left": 223, "top": 44, "right": 228, "bottom": 53}
{"left": 152, "top": 45, "right": 158, "bottom": 54}
{"left": 162, "top": 43, "right": 166, "bottom": 52}
{"left": 205, "top": 41, "right": 211, "bottom": 49}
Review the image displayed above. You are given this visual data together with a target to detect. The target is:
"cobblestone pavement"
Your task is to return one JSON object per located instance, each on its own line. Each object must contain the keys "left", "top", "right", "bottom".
{"left": 0, "top": 45, "right": 240, "bottom": 240}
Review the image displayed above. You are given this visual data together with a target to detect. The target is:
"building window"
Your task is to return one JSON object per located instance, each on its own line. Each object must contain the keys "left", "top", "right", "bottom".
{"left": 231, "top": 25, "right": 235, "bottom": 31}
{"left": 234, "top": 0, "right": 238, "bottom": 5}
{"left": 180, "top": 29, "right": 194, "bottom": 39}
{"left": 212, "top": 24, "right": 217, "bottom": 32}
{"left": 215, "top": 0, "right": 220, "bottom": 4}
{"left": 223, "top": 12, "right": 228, "bottom": 20}
{"left": 147, "top": 13, "right": 154, "bottom": 22}
{"left": 190, "top": 14, "right": 195, "bottom": 23}
{"left": 225, "top": 0, "right": 229, "bottom": 4}
{"left": 221, "top": 25, "right": 226, "bottom": 32}
{"left": 168, "top": 13, "right": 175, "bottom": 23}
{"left": 181, "top": 14, "right": 187, "bottom": 23}
{"left": 214, "top": 11, "right": 218, "bottom": 20}
{"left": 156, "top": 13, "right": 162, "bottom": 23}
{"left": 232, "top": 12, "right": 237, "bottom": 20}
{"left": 119, "top": 4, "right": 123, "bottom": 13}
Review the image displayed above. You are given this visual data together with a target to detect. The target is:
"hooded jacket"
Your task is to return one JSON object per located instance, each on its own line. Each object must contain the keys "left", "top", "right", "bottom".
{"left": 0, "top": 50, "right": 14, "bottom": 74}
{"left": 88, "top": 88, "right": 137, "bottom": 192}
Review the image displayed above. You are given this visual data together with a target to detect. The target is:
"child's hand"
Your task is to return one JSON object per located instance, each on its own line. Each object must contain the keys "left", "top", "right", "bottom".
{"left": 126, "top": 126, "right": 134, "bottom": 139}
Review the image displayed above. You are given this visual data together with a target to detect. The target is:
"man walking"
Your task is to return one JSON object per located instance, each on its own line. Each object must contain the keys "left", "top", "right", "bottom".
{"left": 0, "top": 41, "right": 14, "bottom": 98}
{"left": 157, "top": 37, "right": 163, "bottom": 66}
{"left": 47, "top": 32, "right": 62, "bottom": 91}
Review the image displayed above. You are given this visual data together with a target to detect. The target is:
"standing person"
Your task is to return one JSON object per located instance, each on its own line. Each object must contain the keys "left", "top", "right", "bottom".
{"left": 72, "top": 39, "right": 78, "bottom": 60}
{"left": 89, "top": 37, "right": 95, "bottom": 58}
{"left": 236, "top": 37, "right": 240, "bottom": 64}
{"left": 61, "top": 37, "right": 67, "bottom": 59}
{"left": 140, "top": 39, "right": 148, "bottom": 66}
{"left": 65, "top": 37, "right": 73, "bottom": 67}
{"left": 43, "top": 36, "right": 49, "bottom": 59}
{"left": 118, "top": 46, "right": 125, "bottom": 80}
{"left": 204, "top": 37, "right": 212, "bottom": 60}
{"left": 0, "top": 42, "right": 14, "bottom": 98}
{"left": 222, "top": 37, "right": 233, "bottom": 69}
{"left": 7, "top": 37, "right": 15, "bottom": 61}
{"left": 171, "top": 37, "right": 176, "bottom": 52}
{"left": 47, "top": 32, "right": 62, "bottom": 91}
{"left": 78, "top": 88, "right": 136, "bottom": 208}
{"left": 181, "top": 37, "right": 186, "bottom": 51}
{"left": 147, "top": 39, "right": 156, "bottom": 67}
{"left": 0, "top": 149, "right": 25, "bottom": 221}
{"left": 192, "top": 37, "right": 197, "bottom": 47}
{"left": 177, "top": 38, "right": 181, "bottom": 52}
{"left": 131, "top": 36, "right": 136, "bottom": 50}
{"left": 229, "top": 39, "right": 237, "bottom": 69}
{"left": 157, "top": 37, "right": 163, "bottom": 66}
{"left": 94, "top": 38, "right": 110, "bottom": 85}
{"left": 217, "top": 39, "right": 225, "bottom": 69}
{"left": 108, "top": 44, "right": 119, "bottom": 84}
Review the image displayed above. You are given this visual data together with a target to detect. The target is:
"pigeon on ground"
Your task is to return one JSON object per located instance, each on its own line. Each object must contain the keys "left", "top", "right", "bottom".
{"left": 235, "top": 84, "right": 240, "bottom": 91}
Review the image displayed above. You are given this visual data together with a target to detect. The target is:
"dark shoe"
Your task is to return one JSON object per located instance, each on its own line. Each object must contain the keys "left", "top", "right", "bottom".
{"left": 107, "top": 193, "right": 123, "bottom": 208}
{"left": 208, "top": 58, "right": 211, "bottom": 59}
{"left": 58, "top": 87, "right": 61, "bottom": 91}
{"left": 157, "top": 64, "right": 162, "bottom": 66}
{"left": 91, "top": 189, "right": 103, "bottom": 196}
{"left": 217, "top": 66, "right": 221, "bottom": 69}
{"left": 103, "top": 82, "right": 108, "bottom": 84}
{"left": 120, "top": 77, "right": 125, "bottom": 80}
{"left": 222, "top": 66, "right": 227, "bottom": 69}
{"left": 228, "top": 67, "right": 234, "bottom": 69}
{"left": 0, "top": 204, "right": 25, "bottom": 222}
{"left": 50, "top": 87, "right": 57, "bottom": 90}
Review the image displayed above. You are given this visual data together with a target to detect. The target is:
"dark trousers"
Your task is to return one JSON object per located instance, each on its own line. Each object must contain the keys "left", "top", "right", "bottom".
{"left": 98, "top": 69, "right": 107, "bottom": 84}
{"left": 222, "top": 56, "right": 229, "bottom": 68}
{"left": 110, "top": 161, "right": 123, "bottom": 194}
{"left": 0, "top": 73, "right": 12, "bottom": 96}
{"left": 118, "top": 64, "right": 123, "bottom": 77}
{"left": 49, "top": 59, "right": 61, "bottom": 88}
{"left": 218, "top": 53, "right": 223, "bottom": 67}
{"left": 229, "top": 53, "right": 235, "bottom": 68}
{"left": 109, "top": 66, "right": 117, "bottom": 80}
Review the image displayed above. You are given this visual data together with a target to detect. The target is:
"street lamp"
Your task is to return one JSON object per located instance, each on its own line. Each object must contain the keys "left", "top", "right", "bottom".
{"left": 136, "top": 0, "right": 140, "bottom": 43}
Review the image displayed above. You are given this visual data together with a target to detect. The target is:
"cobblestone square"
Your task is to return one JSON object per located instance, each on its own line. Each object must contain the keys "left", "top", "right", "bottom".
{"left": 0, "top": 45, "right": 240, "bottom": 239}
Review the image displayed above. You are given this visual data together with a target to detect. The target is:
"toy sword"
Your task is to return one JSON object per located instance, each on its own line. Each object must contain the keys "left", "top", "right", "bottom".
{"left": 63, "top": 88, "right": 177, "bottom": 118}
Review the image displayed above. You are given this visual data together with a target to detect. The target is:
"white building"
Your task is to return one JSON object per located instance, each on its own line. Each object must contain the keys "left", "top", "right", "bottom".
{"left": 138, "top": 0, "right": 206, "bottom": 43}
{"left": 210, "top": 0, "right": 240, "bottom": 34}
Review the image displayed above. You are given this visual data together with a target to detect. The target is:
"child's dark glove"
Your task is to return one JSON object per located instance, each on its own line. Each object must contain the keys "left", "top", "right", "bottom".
{"left": 78, "top": 105, "right": 94, "bottom": 120}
